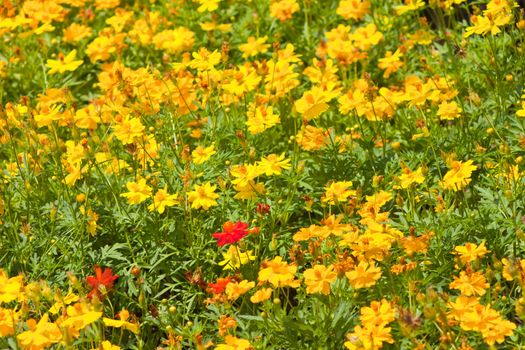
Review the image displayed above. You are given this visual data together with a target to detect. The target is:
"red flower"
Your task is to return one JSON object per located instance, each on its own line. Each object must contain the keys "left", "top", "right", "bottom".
{"left": 86, "top": 266, "right": 118, "bottom": 299}
{"left": 207, "top": 277, "right": 232, "bottom": 294}
{"left": 212, "top": 221, "right": 249, "bottom": 247}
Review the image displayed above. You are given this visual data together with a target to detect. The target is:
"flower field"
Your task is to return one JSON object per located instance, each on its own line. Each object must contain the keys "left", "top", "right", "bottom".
{"left": 2, "top": 0, "right": 525, "bottom": 348}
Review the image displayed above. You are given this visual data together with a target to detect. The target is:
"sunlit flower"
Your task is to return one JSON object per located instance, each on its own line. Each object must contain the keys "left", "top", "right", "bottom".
{"left": 192, "top": 144, "right": 216, "bottom": 164}
{"left": 345, "top": 261, "right": 382, "bottom": 289}
{"left": 257, "top": 153, "right": 291, "bottom": 176}
{"left": 454, "top": 242, "right": 489, "bottom": 264}
{"left": 188, "top": 182, "right": 220, "bottom": 210}
{"left": 440, "top": 160, "right": 477, "bottom": 191}
{"left": 322, "top": 181, "right": 356, "bottom": 204}
{"left": 303, "top": 264, "right": 337, "bottom": 295}
{"left": 258, "top": 256, "right": 300, "bottom": 288}
{"left": 103, "top": 309, "right": 140, "bottom": 334}
{"left": 121, "top": 178, "right": 152, "bottom": 205}
{"left": 250, "top": 288, "right": 273, "bottom": 303}
{"left": 219, "top": 245, "right": 256, "bottom": 270}
{"left": 46, "top": 50, "right": 83, "bottom": 75}
{"left": 449, "top": 270, "right": 489, "bottom": 296}
{"left": 148, "top": 188, "right": 179, "bottom": 214}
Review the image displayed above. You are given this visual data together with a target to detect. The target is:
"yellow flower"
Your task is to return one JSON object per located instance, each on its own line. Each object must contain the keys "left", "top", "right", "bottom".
{"left": 113, "top": 116, "right": 145, "bottom": 145}
{"left": 190, "top": 48, "right": 221, "bottom": 71}
{"left": 336, "top": 0, "right": 370, "bottom": 21}
{"left": 246, "top": 105, "right": 280, "bottom": 135}
{"left": 148, "top": 188, "right": 179, "bottom": 214}
{"left": 393, "top": 166, "right": 425, "bottom": 189}
{"left": 250, "top": 288, "right": 273, "bottom": 303}
{"left": 270, "top": 0, "right": 300, "bottom": 21}
{"left": 74, "top": 105, "right": 101, "bottom": 130}
{"left": 395, "top": 0, "right": 425, "bottom": 15}
{"left": 0, "top": 270, "right": 24, "bottom": 303}
{"left": 294, "top": 86, "right": 332, "bottom": 121}
{"left": 215, "top": 335, "right": 252, "bottom": 350}
{"left": 121, "top": 179, "right": 152, "bottom": 205}
{"left": 192, "top": 144, "right": 216, "bottom": 165}
{"left": 258, "top": 256, "right": 300, "bottom": 288}
{"left": 449, "top": 271, "right": 489, "bottom": 296}
{"left": 303, "top": 264, "right": 337, "bottom": 295}
{"left": 225, "top": 280, "right": 255, "bottom": 301}
{"left": 239, "top": 36, "right": 269, "bottom": 59}
{"left": 197, "top": 0, "right": 220, "bottom": 12}
{"left": 230, "top": 164, "right": 260, "bottom": 187}
{"left": 91, "top": 341, "right": 121, "bottom": 350}
{"left": 0, "top": 307, "right": 18, "bottom": 337}
{"left": 437, "top": 100, "right": 462, "bottom": 120}
{"left": 378, "top": 50, "right": 404, "bottom": 78}
{"left": 58, "top": 302, "right": 102, "bottom": 336}
{"left": 187, "top": 182, "right": 220, "bottom": 210}
{"left": 345, "top": 261, "right": 382, "bottom": 289}
{"left": 63, "top": 23, "right": 92, "bottom": 43}
{"left": 49, "top": 290, "right": 79, "bottom": 314}
{"left": 233, "top": 181, "right": 266, "bottom": 200}
{"left": 322, "top": 181, "right": 356, "bottom": 204}
{"left": 440, "top": 160, "right": 477, "bottom": 191}
{"left": 46, "top": 50, "right": 83, "bottom": 75}
{"left": 103, "top": 309, "right": 140, "bottom": 334}
{"left": 257, "top": 153, "right": 291, "bottom": 176}
{"left": 359, "top": 299, "right": 395, "bottom": 326}
{"left": 448, "top": 296, "right": 516, "bottom": 346}
{"left": 17, "top": 314, "right": 62, "bottom": 350}
{"left": 86, "top": 36, "right": 117, "bottom": 62}
{"left": 34, "top": 105, "right": 64, "bottom": 128}
{"left": 218, "top": 246, "right": 256, "bottom": 270}
{"left": 453, "top": 242, "right": 489, "bottom": 264}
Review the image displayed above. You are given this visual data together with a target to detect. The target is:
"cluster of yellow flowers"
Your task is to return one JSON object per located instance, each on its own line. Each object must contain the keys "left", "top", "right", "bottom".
{"left": 0, "top": 269, "right": 137, "bottom": 350}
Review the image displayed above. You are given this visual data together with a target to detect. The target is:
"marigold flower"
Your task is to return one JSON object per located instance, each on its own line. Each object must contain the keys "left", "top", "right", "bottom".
{"left": 17, "top": 314, "right": 62, "bottom": 350}
{"left": 46, "top": 50, "right": 83, "bottom": 75}
{"left": 219, "top": 245, "right": 256, "bottom": 270}
{"left": 257, "top": 153, "right": 291, "bottom": 176}
{"left": 258, "top": 256, "right": 300, "bottom": 288}
{"left": 121, "top": 178, "right": 152, "bottom": 205}
{"left": 250, "top": 288, "right": 273, "bottom": 303}
{"left": 303, "top": 264, "right": 337, "bottom": 295}
{"left": 103, "top": 309, "right": 140, "bottom": 334}
{"left": 437, "top": 100, "right": 462, "bottom": 120}
{"left": 345, "top": 261, "right": 382, "bottom": 289}
{"left": 0, "top": 270, "right": 24, "bottom": 303}
{"left": 440, "top": 160, "right": 477, "bottom": 191}
{"left": 270, "top": 0, "right": 300, "bottom": 21}
{"left": 453, "top": 242, "right": 489, "bottom": 264}
{"left": 322, "top": 181, "right": 356, "bottom": 204}
{"left": 192, "top": 144, "right": 216, "bottom": 164}
{"left": 449, "top": 270, "right": 489, "bottom": 296}
{"left": 239, "top": 36, "right": 269, "bottom": 59}
{"left": 215, "top": 335, "right": 252, "bottom": 350}
{"left": 225, "top": 280, "right": 255, "bottom": 301}
{"left": 0, "top": 307, "right": 18, "bottom": 336}
{"left": 148, "top": 188, "right": 178, "bottom": 214}
{"left": 187, "top": 182, "right": 220, "bottom": 210}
